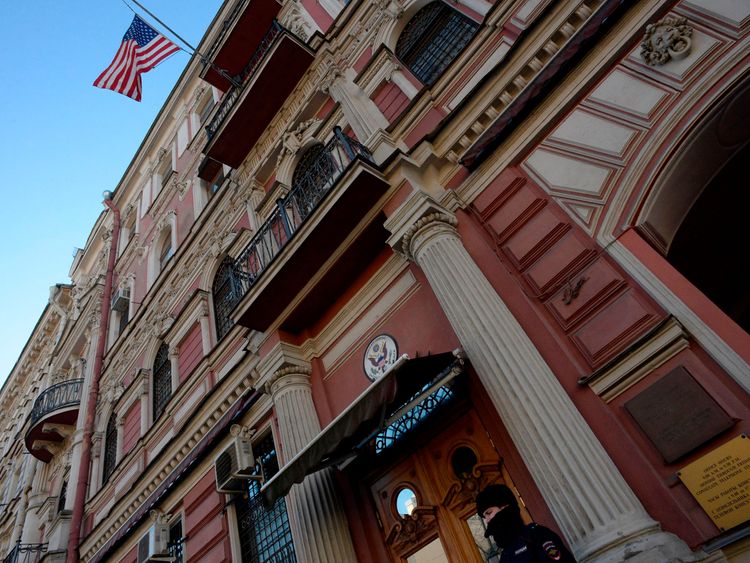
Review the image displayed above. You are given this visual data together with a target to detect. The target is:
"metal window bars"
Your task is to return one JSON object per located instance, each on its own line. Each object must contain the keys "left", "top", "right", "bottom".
{"left": 395, "top": 3, "right": 478, "bottom": 86}
{"left": 229, "top": 127, "right": 372, "bottom": 301}
{"left": 236, "top": 434, "right": 296, "bottom": 562}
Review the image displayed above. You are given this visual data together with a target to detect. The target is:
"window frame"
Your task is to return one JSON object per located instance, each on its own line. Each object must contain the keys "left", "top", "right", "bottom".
{"left": 152, "top": 343, "right": 172, "bottom": 422}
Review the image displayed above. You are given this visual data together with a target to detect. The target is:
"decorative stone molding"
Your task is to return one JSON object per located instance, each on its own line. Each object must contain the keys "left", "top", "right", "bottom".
{"left": 156, "top": 210, "right": 177, "bottom": 235}
{"left": 442, "top": 462, "right": 502, "bottom": 513}
{"left": 149, "top": 509, "right": 170, "bottom": 524}
{"left": 640, "top": 15, "right": 692, "bottom": 66}
{"left": 229, "top": 424, "right": 257, "bottom": 440}
{"left": 385, "top": 506, "right": 437, "bottom": 557}
{"left": 277, "top": 118, "right": 322, "bottom": 165}
{"left": 264, "top": 364, "right": 313, "bottom": 395}
{"left": 401, "top": 212, "right": 458, "bottom": 260}
{"left": 280, "top": 1, "right": 314, "bottom": 41}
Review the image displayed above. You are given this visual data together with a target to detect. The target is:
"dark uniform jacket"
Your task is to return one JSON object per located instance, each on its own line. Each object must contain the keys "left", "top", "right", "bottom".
{"left": 499, "top": 524, "right": 576, "bottom": 563}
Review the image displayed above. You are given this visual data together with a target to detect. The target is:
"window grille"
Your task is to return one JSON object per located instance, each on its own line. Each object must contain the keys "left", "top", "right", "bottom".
{"left": 235, "top": 434, "right": 296, "bottom": 563}
{"left": 153, "top": 343, "right": 172, "bottom": 421}
{"left": 102, "top": 413, "right": 117, "bottom": 485}
{"left": 374, "top": 376, "right": 461, "bottom": 454}
{"left": 213, "top": 257, "right": 238, "bottom": 341}
{"left": 168, "top": 519, "right": 185, "bottom": 563}
{"left": 395, "top": 2, "right": 478, "bottom": 86}
{"left": 292, "top": 144, "right": 337, "bottom": 195}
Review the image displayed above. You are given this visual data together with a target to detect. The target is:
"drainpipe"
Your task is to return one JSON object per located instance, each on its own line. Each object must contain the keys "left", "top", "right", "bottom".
{"left": 67, "top": 191, "right": 120, "bottom": 563}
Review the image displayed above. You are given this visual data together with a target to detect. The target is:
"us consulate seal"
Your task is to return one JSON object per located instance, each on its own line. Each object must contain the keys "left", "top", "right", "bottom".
{"left": 363, "top": 334, "right": 399, "bottom": 381}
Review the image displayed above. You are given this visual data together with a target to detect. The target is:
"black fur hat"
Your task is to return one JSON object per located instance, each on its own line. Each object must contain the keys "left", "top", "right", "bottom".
{"left": 475, "top": 484, "right": 518, "bottom": 517}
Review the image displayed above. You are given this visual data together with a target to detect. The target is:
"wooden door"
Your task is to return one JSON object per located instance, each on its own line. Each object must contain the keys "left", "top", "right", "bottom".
{"left": 368, "top": 409, "right": 530, "bottom": 562}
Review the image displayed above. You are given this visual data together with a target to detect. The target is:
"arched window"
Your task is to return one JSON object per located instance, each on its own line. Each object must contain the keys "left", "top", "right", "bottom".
{"left": 153, "top": 343, "right": 172, "bottom": 421}
{"left": 102, "top": 412, "right": 117, "bottom": 485}
{"left": 291, "top": 143, "right": 337, "bottom": 218}
{"left": 396, "top": 2, "right": 478, "bottom": 86}
{"left": 213, "top": 257, "right": 238, "bottom": 341}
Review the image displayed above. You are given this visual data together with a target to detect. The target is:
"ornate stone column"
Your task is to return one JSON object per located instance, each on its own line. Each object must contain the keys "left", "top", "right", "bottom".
{"left": 320, "top": 63, "right": 388, "bottom": 143}
{"left": 386, "top": 197, "right": 693, "bottom": 562}
{"left": 266, "top": 365, "right": 357, "bottom": 563}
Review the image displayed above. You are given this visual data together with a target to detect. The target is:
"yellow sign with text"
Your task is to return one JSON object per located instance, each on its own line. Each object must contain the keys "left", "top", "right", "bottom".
{"left": 678, "top": 435, "right": 750, "bottom": 531}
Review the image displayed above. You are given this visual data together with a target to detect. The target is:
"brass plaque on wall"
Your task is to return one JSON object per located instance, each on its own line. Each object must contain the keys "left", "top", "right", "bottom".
{"left": 678, "top": 435, "right": 750, "bottom": 532}
{"left": 624, "top": 366, "right": 733, "bottom": 463}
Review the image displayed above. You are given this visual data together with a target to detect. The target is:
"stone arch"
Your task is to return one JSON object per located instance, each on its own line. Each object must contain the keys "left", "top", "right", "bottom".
{"left": 635, "top": 74, "right": 750, "bottom": 333}
{"left": 637, "top": 77, "right": 750, "bottom": 254}
{"left": 275, "top": 120, "right": 323, "bottom": 188}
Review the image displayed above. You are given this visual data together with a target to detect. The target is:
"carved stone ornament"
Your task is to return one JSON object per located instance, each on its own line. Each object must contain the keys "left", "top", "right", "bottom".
{"left": 229, "top": 424, "right": 257, "bottom": 440}
{"left": 641, "top": 15, "right": 693, "bottom": 66}
{"left": 442, "top": 462, "right": 503, "bottom": 512}
{"left": 149, "top": 509, "right": 171, "bottom": 524}
{"left": 385, "top": 506, "right": 438, "bottom": 557}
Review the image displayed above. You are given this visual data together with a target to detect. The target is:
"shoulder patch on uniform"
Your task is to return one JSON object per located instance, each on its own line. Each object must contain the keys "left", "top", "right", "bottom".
{"left": 542, "top": 540, "right": 562, "bottom": 561}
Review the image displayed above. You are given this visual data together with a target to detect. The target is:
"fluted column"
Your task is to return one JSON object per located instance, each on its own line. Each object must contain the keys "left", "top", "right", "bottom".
{"left": 388, "top": 202, "right": 693, "bottom": 562}
{"left": 267, "top": 366, "right": 357, "bottom": 563}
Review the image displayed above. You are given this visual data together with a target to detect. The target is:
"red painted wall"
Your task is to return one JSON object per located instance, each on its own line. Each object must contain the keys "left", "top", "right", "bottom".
{"left": 184, "top": 471, "right": 232, "bottom": 562}
{"left": 122, "top": 401, "right": 141, "bottom": 455}
{"left": 373, "top": 82, "right": 410, "bottom": 124}
{"left": 458, "top": 166, "right": 750, "bottom": 547}
{"left": 178, "top": 322, "right": 204, "bottom": 383}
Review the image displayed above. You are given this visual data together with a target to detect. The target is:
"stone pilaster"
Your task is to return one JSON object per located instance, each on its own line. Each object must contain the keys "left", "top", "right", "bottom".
{"left": 321, "top": 64, "right": 388, "bottom": 144}
{"left": 386, "top": 197, "right": 694, "bottom": 562}
{"left": 267, "top": 365, "right": 357, "bottom": 563}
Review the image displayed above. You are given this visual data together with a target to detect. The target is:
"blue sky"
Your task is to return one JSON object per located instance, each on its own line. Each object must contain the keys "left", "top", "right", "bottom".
{"left": 0, "top": 1, "right": 224, "bottom": 384}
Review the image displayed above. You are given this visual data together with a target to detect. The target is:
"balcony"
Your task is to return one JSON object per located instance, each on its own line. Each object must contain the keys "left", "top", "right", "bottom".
{"left": 2, "top": 543, "right": 47, "bottom": 563}
{"left": 199, "top": 20, "right": 315, "bottom": 180}
{"left": 24, "top": 379, "right": 83, "bottom": 462}
{"left": 201, "top": 0, "right": 282, "bottom": 91}
{"left": 229, "top": 128, "right": 390, "bottom": 332}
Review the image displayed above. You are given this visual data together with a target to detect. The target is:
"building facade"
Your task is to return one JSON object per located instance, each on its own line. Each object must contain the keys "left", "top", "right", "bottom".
{"left": 1, "top": 0, "right": 749, "bottom": 561}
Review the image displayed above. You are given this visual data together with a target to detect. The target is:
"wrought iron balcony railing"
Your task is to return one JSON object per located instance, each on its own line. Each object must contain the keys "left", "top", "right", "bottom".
{"left": 3, "top": 543, "right": 47, "bottom": 563}
{"left": 206, "top": 20, "right": 283, "bottom": 140}
{"left": 28, "top": 379, "right": 84, "bottom": 429}
{"left": 230, "top": 127, "right": 373, "bottom": 300}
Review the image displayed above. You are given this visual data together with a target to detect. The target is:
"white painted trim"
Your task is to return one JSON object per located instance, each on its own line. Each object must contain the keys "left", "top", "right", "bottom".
{"left": 606, "top": 240, "right": 750, "bottom": 392}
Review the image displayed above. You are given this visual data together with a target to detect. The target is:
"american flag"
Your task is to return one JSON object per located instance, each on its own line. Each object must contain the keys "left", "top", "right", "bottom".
{"left": 94, "top": 15, "right": 180, "bottom": 101}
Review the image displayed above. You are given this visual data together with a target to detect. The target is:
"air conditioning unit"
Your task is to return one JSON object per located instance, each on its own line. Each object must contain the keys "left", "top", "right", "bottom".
{"left": 112, "top": 287, "right": 131, "bottom": 312}
{"left": 214, "top": 436, "right": 262, "bottom": 493}
{"left": 137, "top": 522, "right": 172, "bottom": 563}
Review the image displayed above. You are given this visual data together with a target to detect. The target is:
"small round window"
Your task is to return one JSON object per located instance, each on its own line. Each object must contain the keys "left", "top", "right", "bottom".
{"left": 451, "top": 446, "right": 478, "bottom": 479}
{"left": 395, "top": 487, "right": 418, "bottom": 517}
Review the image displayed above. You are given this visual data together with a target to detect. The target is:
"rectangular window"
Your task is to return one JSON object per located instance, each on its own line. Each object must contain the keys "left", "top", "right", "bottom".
{"left": 168, "top": 518, "right": 185, "bottom": 563}
{"left": 235, "top": 433, "right": 296, "bottom": 562}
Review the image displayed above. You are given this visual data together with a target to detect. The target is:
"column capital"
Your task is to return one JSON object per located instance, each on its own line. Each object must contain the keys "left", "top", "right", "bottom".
{"left": 265, "top": 364, "right": 313, "bottom": 398}
{"left": 385, "top": 191, "right": 458, "bottom": 259}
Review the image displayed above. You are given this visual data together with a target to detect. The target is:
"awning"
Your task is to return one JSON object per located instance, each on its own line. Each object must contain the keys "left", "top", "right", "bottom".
{"left": 261, "top": 349, "right": 465, "bottom": 505}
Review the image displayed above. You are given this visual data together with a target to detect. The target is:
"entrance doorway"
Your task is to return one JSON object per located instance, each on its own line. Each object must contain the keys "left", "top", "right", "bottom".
{"left": 366, "top": 409, "right": 531, "bottom": 562}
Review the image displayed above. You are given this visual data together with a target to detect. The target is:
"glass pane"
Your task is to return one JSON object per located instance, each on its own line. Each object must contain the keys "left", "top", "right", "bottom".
{"left": 395, "top": 488, "right": 418, "bottom": 516}
{"left": 466, "top": 514, "right": 501, "bottom": 562}
{"left": 406, "top": 537, "right": 449, "bottom": 563}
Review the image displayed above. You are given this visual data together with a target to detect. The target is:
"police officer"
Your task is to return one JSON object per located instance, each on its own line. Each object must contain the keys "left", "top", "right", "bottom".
{"left": 476, "top": 484, "right": 577, "bottom": 562}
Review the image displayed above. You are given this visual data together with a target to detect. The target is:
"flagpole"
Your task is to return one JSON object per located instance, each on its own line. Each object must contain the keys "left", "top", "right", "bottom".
{"left": 126, "top": 0, "right": 242, "bottom": 88}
